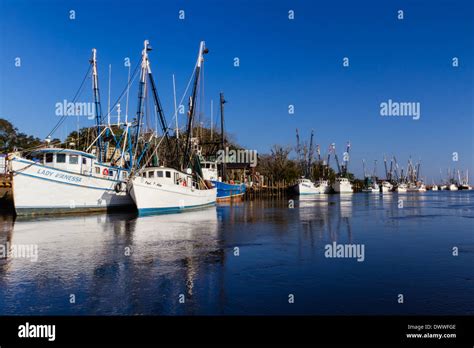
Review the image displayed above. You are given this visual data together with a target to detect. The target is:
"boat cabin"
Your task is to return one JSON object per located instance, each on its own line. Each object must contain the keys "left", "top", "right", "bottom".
{"left": 28, "top": 148, "right": 128, "bottom": 181}
{"left": 297, "top": 178, "right": 313, "bottom": 184}
{"left": 201, "top": 161, "right": 218, "bottom": 181}
{"left": 139, "top": 167, "right": 195, "bottom": 188}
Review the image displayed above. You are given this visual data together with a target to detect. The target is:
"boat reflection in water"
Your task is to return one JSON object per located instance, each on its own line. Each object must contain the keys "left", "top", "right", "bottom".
{"left": 0, "top": 192, "right": 472, "bottom": 315}
{"left": 0, "top": 208, "right": 225, "bottom": 315}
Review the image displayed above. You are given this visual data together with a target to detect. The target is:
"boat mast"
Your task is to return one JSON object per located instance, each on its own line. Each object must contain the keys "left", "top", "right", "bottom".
{"left": 173, "top": 74, "right": 179, "bottom": 139}
{"left": 182, "top": 41, "right": 208, "bottom": 170}
{"left": 133, "top": 40, "right": 149, "bottom": 160}
{"left": 91, "top": 48, "right": 103, "bottom": 162}
{"left": 220, "top": 92, "right": 226, "bottom": 180}
{"left": 308, "top": 130, "right": 314, "bottom": 178}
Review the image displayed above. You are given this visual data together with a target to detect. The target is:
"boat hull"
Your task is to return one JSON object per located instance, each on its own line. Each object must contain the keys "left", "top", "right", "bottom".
{"left": 11, "top": 157, "right": 134, "bottom": 216}
{"left": 130, "top": 177, "right": 217, "bottom": 215}
{"left": 332, "top": 181, "right": 353, "bottom": 193}
{"left": 211, "top": 180, "right": 246, "bottom": 201}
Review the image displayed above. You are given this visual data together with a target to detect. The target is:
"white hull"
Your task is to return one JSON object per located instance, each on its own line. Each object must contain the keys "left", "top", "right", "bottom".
{"left": 295, "top": 182, "right": 320, "bottom": 195}
{"left": 380, "top": 181, "right": 393, "bottom": 193}
{"left": 448, "top": 184, "right": 458, "bottom": 191}
{"left": 396, "top": 184, "right": 408, "bottom": 193}
{"left": 332, "top": 179, "right": 353, "bottom": 193}
{"left": 315, "top": 181, "right": 332, "bottom": 194}
{"left": 431, "top": 185, "right": 438, "bottom": 191}
{"left": 130, "top": 176, "right": 216, "bottom": 215}
{"left": 11, "top": 157, "right": 133, "bottom": 215}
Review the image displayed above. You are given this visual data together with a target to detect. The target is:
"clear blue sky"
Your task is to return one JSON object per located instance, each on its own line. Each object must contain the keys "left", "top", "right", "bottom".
{"left": 0, "top": 0, "right": 473, "bottom": 181}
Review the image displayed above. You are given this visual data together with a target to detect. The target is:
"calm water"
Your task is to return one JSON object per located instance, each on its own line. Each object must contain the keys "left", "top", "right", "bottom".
{"left": 0, "top": 192, "right": 473, "bottom": 315}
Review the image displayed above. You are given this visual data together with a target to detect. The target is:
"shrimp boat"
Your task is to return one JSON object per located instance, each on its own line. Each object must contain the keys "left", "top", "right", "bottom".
{"left": 396, "top": 183, "right": 408, "bottom": 193}
{"left": 10, "top": 148, "right": 132, "bottom": 215}
{"left": 332, "top": 177, "right": 353, "bottom": 193}
{"left": 9, "top": 49, "right": 134, "bottom": 215}
{"left": 129, "top": 167, "right": 216, "bottom": 214}
{"left": 380, "top": 181, "right": 393, "bottom": 193}
{"left": 315, "top": 179, "right": 331, "bottom": 193}
{"left": 294, "top": 178, "right": 320, "bottom": 195}
{"left": 128, "top": 40, "right": 216, "bottom": 215}
{"left": 331, "top": 143, "right": 353, "bottom": 193}
{"left": 448, "top": 183, "right": 458, "bottom": 191}
{"left": 431, "top": 184, "right": 439, "bottom": 191}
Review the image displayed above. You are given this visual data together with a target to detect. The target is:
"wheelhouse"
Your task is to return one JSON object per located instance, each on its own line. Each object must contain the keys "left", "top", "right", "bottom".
{"left": 28, "top": 148, "right": 128, "bottom": 181}
{"left": 140, "top": 167, "right": 196, "bottom": 188}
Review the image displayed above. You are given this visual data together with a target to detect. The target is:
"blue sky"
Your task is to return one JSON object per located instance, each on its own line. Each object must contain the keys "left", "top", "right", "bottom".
{"left": 0, "top": 0, "right": 473, "bottom": 180}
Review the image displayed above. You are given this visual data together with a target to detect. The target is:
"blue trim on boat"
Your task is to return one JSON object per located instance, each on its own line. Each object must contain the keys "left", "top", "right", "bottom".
{"left": 138, "top": 202, "right": 215, "bottom": 216}
{"left": 14, "top": 171, "right": 116, "bottom": 191}
{"left": 211, "top": 180, "right": 246, "bottom": 199}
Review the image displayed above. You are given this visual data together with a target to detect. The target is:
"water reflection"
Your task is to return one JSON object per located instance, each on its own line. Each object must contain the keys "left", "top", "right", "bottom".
{"left": 0, "top": 192, "right": 472, "bottom": 315}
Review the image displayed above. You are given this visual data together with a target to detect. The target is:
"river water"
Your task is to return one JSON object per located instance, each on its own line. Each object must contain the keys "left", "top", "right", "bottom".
{"left": 0, "top": 192, "right": 473, "bottom": 315}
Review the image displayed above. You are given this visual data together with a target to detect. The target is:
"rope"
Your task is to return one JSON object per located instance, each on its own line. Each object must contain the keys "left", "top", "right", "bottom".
{"left": 46, "top": 64, "right": 92, "bottom": 139}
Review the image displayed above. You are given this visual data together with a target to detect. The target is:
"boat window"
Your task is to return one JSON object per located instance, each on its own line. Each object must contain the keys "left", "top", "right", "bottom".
{"left": 95, "top": 167, "right": 100, "bottom": 174}
{"left": 122, "top": 172, "right": 128, "bottom": 179}
{"left": 148, "top": 171, "right": 154, "bottom": 178}
{"left": 165, "top": 171, "right": 171, "bottom": 178}
{"left": 45, "top": 153, "right": 53, "bottom": 163}
{"left": 83, "top": 158, "right": 87, "bottom": 165}
{"left": 69, "top": 155, "right": 79, "bottom": 164}
{"left": 56, "top": 154, "right": 66, "bottom": 163}
{"left": 157, "top": 171, "right": 163, "bottom": 177}
{"left": 108, "top": 170, "right": 114, "bottom": 177}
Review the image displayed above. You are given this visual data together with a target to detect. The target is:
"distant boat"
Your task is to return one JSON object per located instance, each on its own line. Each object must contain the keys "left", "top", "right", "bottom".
{"left": 396, "top": 183, "right": 408, "bottom": 193}
{"left": 407, "top": 183, "right": 426, "bottom": 192}
{"left": 332, "top": 177, "right": 353, "bottom": 193}
{"left": 380, "top": 181, "right": 393, "bottom": 193}
{"left": 315, "top": 179, "right": 331, "bottom": 193}
{"left": 129, "top": 167, "right": 216, "bottom": 215}
{"left": 10, "top": 148, "right": 133, "bottom": 215}
{"left": 295, "top": 178, "right": 320, "bottom": 195}
{"left": 440, "top": 185, "right": 447, "bottom": 190}
{"left": 448, "top": 183, "right": 458, "bottom": 191}
{"left": 431, "top": 185, "right": 439, "bottom": 191}
{"left": 362, "top": 185, "right": 378, "bottom": 193}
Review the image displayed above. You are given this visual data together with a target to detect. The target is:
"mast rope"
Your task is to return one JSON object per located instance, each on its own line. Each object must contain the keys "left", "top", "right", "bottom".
{"left": 46, "top": 64, "right": 92, "bottom": 139}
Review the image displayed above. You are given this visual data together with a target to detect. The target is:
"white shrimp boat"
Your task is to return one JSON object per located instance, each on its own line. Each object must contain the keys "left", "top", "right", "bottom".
{"left": 294, "top": 178, "right": 320, "bottom": 195}
{"left": 448, "top": 183, "right": 458, "bottom": 191}
{"left": 129, "top": 167, "right": 216, "bottom": 215}
{"left": 332, "top": 177, "right": 353, "bottom": 193}
{"left": 431, "top": 185, "right": 439, "bottom": 191}
{"left": 396, "top": 183, "right": 408, "bottom": 193}
{"left": 10, "top": 148, "right": 133, "bottom": 215}
{"left": 315, "top": 179, "right": 331, "bottom": 193}
{"left": 362, "top": 185, "right": 378, "bottom": 193}
{"left": 9, "top": 48, "right": 135, "bottom": 215}
{"left": 380, "top": 181, "right": 393, "bottom": 193}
